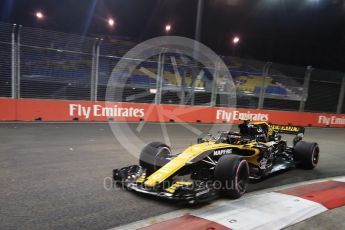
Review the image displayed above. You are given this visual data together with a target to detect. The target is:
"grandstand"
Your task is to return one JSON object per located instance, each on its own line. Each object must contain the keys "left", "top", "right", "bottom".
{"left": 19, "top": 47, "right": 297, "bottom": 99}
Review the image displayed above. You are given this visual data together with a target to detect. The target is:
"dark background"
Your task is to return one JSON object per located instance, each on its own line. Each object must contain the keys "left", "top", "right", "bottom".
{"left": 1, "top": 0, "right": 345, "bottom": 71}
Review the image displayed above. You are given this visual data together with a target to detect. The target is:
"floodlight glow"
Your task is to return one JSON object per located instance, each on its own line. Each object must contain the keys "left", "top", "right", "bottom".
{"left": 165, "top": 24, "right": 171, "bottom": 32}
{"left": 36, "top": 11, "right": 44, "bottom": 19}
{"left": 150, "top": 88, "right": 157, "bottom": 94}
{"left": 233, "top": 36, "right": 240, "bottom": 44}
{"left": 108, "top": 18, "right": 115, "bottom": 27}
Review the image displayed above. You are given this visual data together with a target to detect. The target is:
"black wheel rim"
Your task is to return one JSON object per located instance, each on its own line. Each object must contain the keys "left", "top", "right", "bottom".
{"left": 236, "top": 161, "right": 249, "bottom": 193}
{"left": 312, "top": 147, "right": 319, "bottom": 165}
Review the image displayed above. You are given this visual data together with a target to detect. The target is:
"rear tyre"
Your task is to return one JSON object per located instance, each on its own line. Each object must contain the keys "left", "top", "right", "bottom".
{"left": 294, "top": 141, "right": 320, "bottom": 169}
{"left": 139, "top": 142, "right": 171, "bottom": 176}
{"left": 214, "top": 155, "right": 249, "bottom": 199}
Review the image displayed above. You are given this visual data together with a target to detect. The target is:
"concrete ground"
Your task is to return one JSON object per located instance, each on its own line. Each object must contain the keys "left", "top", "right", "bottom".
{"left": 0, "top": 122, "right": 344, "bottom": 230}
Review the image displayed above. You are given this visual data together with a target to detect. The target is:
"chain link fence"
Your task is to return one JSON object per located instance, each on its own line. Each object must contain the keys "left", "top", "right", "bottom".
{"left": 0, "top": 23, "right": 12, "bottom": 98}
{"left": 19, "top": 26, "right": 94, "bottom": 100}
{"left": 0, "top": 21, "right": 344, "bottom": 114}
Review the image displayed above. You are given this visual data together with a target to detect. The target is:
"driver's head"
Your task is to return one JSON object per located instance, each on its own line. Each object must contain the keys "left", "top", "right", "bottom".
{"left": 239, "top": 119, "right": 251, "bottom": 135}
{"left": 243, "top": 119, "right": 250, "bottom": 125}
{"left": 228, "top": 134, "right": 241, "bottom": 144}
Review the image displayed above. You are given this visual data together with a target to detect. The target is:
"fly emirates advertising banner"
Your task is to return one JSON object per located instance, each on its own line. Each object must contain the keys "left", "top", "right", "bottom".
{"left": 69, "top": 104, "right": 145, "bottom": 120}
{"left": 0, "top": 98, "right": 344, "bottom": 127}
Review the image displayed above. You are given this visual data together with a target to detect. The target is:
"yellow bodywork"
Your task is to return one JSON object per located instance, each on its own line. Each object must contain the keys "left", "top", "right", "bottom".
{"left": 252, "top": 122, "right": 303, "bottom": 137}
{"left": 135, "top": 173, "right": 146, "bottom": 183}
{"left": 144, "top": 141, "right": 261, "bottom": 187}
{"left": 143, "top": 122, "right": 304, "bottom": 188}
{"left": 165, "top": 181, "right": 193, "bottom": 193}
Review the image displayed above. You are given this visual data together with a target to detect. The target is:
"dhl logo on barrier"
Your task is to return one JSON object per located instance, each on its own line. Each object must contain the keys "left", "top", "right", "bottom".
{"left": 0, "top": 98, "right": 344, "bottom": 128}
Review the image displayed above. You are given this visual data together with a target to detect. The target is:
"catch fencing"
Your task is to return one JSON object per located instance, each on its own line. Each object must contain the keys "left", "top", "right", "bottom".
{"left": 0, "top": 22, "right": 344, "bottom": 114}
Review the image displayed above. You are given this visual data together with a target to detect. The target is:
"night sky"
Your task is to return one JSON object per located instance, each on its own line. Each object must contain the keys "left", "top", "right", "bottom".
{"left": 1, "top": 0, "right": 345, "bottom": 71}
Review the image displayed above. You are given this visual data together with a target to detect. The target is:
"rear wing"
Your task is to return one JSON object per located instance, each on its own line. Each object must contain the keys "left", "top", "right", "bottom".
{"left": 269, "top": 124, "right": 305, "bottom": 136}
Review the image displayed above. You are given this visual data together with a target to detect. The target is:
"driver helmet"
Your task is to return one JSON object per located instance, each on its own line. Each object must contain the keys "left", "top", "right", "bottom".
{"left": 228, "top": 134, "right": 241, "bottom": 144}
{"left": 239, "top": 119, "right": 252, "bottom": 135}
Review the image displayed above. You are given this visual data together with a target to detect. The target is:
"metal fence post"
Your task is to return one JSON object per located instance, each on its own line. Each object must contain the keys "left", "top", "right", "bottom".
{"left": 11, "top": 24, "right": 17, "bottom": 99}
{"left": 191, "top": 73, "right": 199, "bottom": 106}
{"left": 11, "top": 24, "right": 21, "bottom": 99}
{"left": 154, "top": 53, "right": 160, "bottom": 104}
{"left": 299, "top": 66, "right": 313, "bottom": 112}
{"left": 155, "top": 52, "right": 164, "bottom": 104}
{"left": 158, "top": 53, "right": 165, "bottom": 104}
{"left": 190, "top": 83, "right": 195, "bottom": 105}
{"left": 189, "top": 65, "right": 196, "bottom": 106}
{"left": 195, "top": 0, "right": 204, "bottom": 42}
{"left": 17, "top": 25, "right": 21, "bottom": 98}
{"left": 336, "top": 76, "right": 345, "bottom": 114}
{"left": 180, "top": 71, "right": 186, "bottom": 105}
{"left": 258, "top": 62, "right": 272, "bottom": 109}
{"left": 91, "top": 38, "right": 101, "bottom": 101}
{"left": 210, "top": 62, "right": 219, "bottom": 107}
{"left": 90, "top": 38, "right": 97, "bottom": 101}
{"left": 94, "top": 38, "right": 102, "bottom": 102}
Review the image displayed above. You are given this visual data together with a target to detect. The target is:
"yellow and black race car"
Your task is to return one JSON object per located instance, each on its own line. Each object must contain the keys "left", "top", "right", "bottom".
{"left": 113, "top": 120, "right": 320, "bottom": 203}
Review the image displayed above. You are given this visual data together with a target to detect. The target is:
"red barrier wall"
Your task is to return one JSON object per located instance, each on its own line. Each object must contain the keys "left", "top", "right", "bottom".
{"left": 1, "top": 98, "right": 344, "bottom": 127}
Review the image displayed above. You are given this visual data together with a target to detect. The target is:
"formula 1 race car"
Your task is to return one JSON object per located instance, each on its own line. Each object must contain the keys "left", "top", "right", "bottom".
{"left": 113, "top": 120, "right": 320, "bottom": 203}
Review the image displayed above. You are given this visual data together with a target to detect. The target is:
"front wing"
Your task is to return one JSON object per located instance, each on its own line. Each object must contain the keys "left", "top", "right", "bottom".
{"left": 113, "top": 165, "right": 218, "bottom": 203}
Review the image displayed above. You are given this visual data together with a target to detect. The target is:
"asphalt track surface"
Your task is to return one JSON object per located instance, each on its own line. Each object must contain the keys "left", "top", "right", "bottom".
{"left": 0, "top": 122, "right": 344, "bottom": 230}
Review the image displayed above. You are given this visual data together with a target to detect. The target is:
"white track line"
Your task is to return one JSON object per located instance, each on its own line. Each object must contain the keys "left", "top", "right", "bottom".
{"left": 333, "top": 176, "right": 345, "bottom": 183}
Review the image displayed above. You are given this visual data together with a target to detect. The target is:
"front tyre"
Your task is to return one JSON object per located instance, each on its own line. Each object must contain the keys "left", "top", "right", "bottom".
{"left": 214, "top": 155, "right": 249, "bottom": 199}
{"left": 294, "top": 141, "right": 320, "bottom": 169}
{"left": 139, "top": 142, "right": 171, "bottom": 176}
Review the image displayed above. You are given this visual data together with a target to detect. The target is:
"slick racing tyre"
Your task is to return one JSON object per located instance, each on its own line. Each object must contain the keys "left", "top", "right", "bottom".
{"left": 214, "top": 155, "right": 249, "bottom": 199}
{"left": 293, "top": 141, "right": 320, "bottom": 169}
{"left": 139, "top": 142, "right": 171, "bottom": 176}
